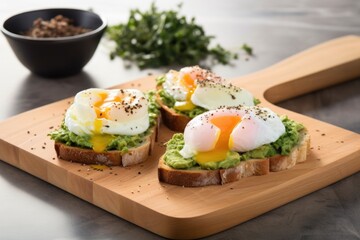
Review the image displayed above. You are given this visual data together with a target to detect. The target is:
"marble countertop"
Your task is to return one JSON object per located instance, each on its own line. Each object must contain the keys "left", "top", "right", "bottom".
{"left": 0, "top": 0, "right": 359, "bottom": 239}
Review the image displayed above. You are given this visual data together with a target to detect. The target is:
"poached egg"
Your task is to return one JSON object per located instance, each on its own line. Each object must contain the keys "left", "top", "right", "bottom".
{"left": 162, "top": 66, "right": 255, "bottom": 111}
{"left": 179, "top": 106, "right": 285, "bottom": 164}
{"left": 65, "top": 88, "right": 149, "bottom": 152}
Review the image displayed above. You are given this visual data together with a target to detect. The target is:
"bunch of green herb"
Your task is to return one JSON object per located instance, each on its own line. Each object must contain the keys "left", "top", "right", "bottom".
{"left": 107, "top": 3, "right": 245, "bottom": 69}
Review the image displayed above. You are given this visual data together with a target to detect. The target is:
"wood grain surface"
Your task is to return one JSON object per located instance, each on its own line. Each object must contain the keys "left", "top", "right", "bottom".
{"left": 0, "top": 36, "right": 359, "bottom": 239}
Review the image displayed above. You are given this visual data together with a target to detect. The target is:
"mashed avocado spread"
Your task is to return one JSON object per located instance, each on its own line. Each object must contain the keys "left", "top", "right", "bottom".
{"left": 164, "top": 116, "right": 304, "bottom": 170}
{"left": 49, "top": 91, "right": 160, "bottom": 153}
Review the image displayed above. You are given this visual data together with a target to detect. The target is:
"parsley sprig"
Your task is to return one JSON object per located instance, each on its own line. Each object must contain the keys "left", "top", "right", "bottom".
{"left": 106, "top": 3, "right": 245, "bottom": 69}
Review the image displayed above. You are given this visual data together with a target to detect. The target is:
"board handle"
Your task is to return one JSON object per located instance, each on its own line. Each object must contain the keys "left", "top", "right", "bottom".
{"left": 233, "top": 35, "right": 360, "bottom": 103}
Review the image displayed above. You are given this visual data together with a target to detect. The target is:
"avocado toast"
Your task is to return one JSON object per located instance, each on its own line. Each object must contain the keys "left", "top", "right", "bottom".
{"left": 158, "top": 106, "right": 310, "bottom": 187}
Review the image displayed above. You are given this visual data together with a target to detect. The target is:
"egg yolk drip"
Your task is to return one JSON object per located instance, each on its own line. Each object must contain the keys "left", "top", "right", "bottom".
{"left": 194, "top": 115, "right": 241, "bottom": 164}
{"left": 90, "top": 92, "right": 121, "bottom": 153}
{"left": 174, "top": 73, "right": 197, "bottom": 111}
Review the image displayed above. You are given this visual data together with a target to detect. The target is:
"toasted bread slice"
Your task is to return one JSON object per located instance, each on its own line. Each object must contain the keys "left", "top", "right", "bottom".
{"left": 55, "top": 126, "right": 157, "bottom": 167}
{"left": 158, "top": 129, "right": 310, "bottom": 187}
{"left": 158, "top": 157, "right": 269, "bottom": 187}
{"left": 156, "top": 85, "right": 191, "bottom": 132}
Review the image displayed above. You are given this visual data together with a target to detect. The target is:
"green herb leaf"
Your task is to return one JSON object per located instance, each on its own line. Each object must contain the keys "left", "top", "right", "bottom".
{"left": 106, "top": 2, "right": 238, "bottom": 69}
{"left": 241, "top": 43, "right": 253, "bottom": 56}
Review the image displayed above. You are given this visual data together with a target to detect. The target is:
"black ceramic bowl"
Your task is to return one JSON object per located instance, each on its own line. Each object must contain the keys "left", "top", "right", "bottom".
{"left": 1, "top": 8, "right": 107, "bottom": 78}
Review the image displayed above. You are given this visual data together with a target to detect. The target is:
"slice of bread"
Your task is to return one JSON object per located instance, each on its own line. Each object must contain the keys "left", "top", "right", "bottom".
{"left": 156, "top": 85, "right": 191, "bottom": 132}
{"left": 158, "top": 157, "right": 269, "bottom": 187}
{"left": 54, "top": 126, "right": 157, "bottom": 167}
{"left": 158, "top": 129, "right": 310, "bottom": 187}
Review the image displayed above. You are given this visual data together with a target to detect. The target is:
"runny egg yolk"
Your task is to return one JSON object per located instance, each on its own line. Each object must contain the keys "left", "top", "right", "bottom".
{"left": 90, "top": 92, "right": 121, "bottom": 153}
{"left": 194, "top": 115, "right": 241, "bottom": 164}
{"left": 174, "top": 73, "right": 197, "bottom": 111}
{"left": 93, "top": 92, "right": 121, "bottom": 121}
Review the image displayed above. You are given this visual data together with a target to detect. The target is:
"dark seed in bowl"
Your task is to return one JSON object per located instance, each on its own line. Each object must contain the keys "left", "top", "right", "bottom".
{"left": 23, "top": 15, "right": 91, "bottom": 38}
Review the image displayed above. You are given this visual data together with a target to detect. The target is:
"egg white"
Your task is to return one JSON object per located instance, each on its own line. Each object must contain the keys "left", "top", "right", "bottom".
{"left": 162, "top": 66, "right": 255, "bottom": 110}
{"left": 163, "top": 70, "right": 187, "bottom": 101}
{"left": 179, "top": 106, "right": 285, "bottom": 158}
{"left": 65, "top": 88, "right": 149, "bottom": 136}
{"left": 191, "top": 81, "right": 255, "bottom": 110}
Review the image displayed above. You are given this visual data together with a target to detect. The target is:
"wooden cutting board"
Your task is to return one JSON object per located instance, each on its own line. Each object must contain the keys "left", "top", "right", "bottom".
{"left": 0, "top": 35, "right": 359, "bottom": 239}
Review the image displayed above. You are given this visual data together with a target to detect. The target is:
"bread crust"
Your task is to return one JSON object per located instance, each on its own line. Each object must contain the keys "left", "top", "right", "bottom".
{"left": 219, "top": 159, "right": 270, "bottom": 184}
{"left": 54, "top": 126, "right": 157, "bottom": 167}
{"left": 156, "top": 85, "right": 191, "bottom": 132}
{"left": 158, "top": 157, "right": 270, "bottom": 187}
{"left": 158, "top": 158, "right": 222, "bottom": 187}
{"left": 158, "top": 129, "right": 310, "bottom": 187}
